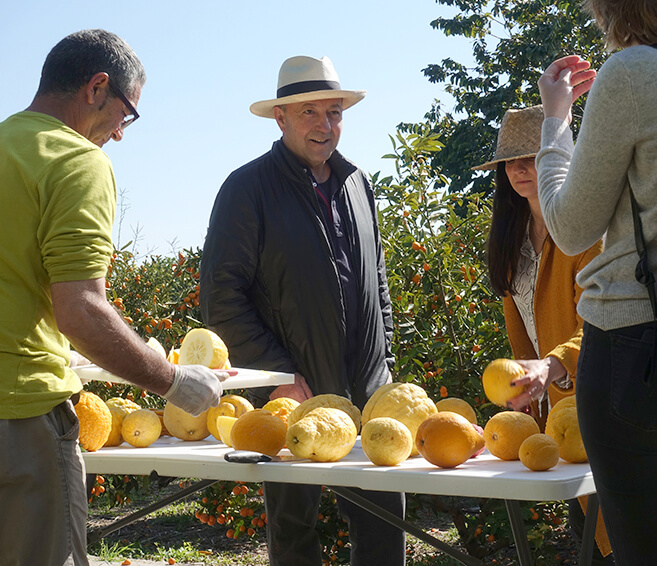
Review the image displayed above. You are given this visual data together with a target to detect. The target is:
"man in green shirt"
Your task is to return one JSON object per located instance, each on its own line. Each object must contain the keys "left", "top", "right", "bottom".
{"left": 0, "top": 29, "right": 224, "bottom": 566}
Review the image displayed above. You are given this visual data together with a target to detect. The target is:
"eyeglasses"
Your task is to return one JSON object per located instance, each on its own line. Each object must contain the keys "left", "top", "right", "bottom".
{"left": 108, "top": 79, "right": 140, "bottom": 129}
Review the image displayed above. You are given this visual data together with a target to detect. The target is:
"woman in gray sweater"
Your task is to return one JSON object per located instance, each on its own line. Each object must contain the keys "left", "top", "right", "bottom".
{"left": 536, "top": 1, "right": 657, "bottom": 563}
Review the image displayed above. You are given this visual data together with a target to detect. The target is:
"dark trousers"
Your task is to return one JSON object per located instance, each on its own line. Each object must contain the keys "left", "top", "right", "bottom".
{"left": 577, "top": 321, "right": 657, "bottom": 566}
{"left": 263, "top": 482, "right": 406, "bottom": 566}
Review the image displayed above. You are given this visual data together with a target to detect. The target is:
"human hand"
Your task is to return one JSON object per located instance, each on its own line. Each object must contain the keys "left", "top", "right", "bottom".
{"left": 506, "top": 357, "right": 567, "bottom": 411}
{"left": 163, "top": 365, "right": 227, "bottom": 416}
{"left": 538, "top": 55, "right": 597, "bottom": 123}
{"left": 270, "top": 372, "right": 313, "bottom": 404}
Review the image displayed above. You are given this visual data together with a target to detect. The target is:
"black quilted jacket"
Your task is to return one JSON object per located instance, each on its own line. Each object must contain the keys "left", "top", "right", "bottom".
{"left": 200, "top": 140, "right": 393, "bottom": 409}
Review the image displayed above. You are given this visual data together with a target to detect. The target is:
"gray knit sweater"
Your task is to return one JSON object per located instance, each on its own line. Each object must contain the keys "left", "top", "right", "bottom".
{"left": 537, "top": 45, "right": 657, "bottom": 331}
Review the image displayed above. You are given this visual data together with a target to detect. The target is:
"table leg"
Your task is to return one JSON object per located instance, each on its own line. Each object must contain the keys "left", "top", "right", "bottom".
{"left": 86, "top": 478, "right": 218, "bottom": 545}
{"left": 329, "top": 486, "right": 483, "bottom": 566}
{"left": 504, "top": 500, "right": 533, "bottom": 566}
{"left": 579, "top": 493, "right": 598, "bottom": 566}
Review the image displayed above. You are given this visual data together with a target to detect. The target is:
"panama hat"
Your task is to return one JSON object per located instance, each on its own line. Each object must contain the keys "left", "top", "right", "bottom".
{"left": 250, "top": 55, "right": 366, "bottom": 119}
{"left": 472, "top": 105, "right": 544, "bottom": 171}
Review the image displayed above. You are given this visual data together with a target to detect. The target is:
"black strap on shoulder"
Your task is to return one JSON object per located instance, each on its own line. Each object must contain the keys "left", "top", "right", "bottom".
{"left": 630, "top": 187, "right": 657, "bottom": 318}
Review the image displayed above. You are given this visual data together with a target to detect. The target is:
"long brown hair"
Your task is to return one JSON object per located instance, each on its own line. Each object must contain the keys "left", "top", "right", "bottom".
{"left": 487, "top": 162, "right": 531, "bottom": 297}
{"left": 583, "top": 0, "right": 657, "bottom": 50}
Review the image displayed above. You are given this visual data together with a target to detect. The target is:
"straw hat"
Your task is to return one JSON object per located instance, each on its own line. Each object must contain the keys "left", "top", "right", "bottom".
{"left": 472, "top": 105, "right": 544, "bottom": 171}
{"left": 250, "top": 55, "right": 366, "bottom": 119}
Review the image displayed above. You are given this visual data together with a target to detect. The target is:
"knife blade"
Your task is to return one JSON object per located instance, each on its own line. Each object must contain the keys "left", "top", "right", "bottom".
{"left": 224, "top": 450, "right": 304, "bottom": 463}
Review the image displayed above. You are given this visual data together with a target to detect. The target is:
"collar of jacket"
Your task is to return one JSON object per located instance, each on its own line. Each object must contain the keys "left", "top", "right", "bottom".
{"left": 271, "top": 138, "right": 358, "bottom": 189}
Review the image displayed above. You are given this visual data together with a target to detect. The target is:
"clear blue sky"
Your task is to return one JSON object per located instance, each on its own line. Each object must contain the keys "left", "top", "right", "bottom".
{"left": 1, "top": 0, "right": 470, "bottom": 257}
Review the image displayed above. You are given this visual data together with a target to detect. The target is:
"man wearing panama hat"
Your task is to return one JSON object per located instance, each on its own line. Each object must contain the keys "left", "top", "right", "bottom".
{"left": 200, "top": 56, "right": 405, "bottom": 565}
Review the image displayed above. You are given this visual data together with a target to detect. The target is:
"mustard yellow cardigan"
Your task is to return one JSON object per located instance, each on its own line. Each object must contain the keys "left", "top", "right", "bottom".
{"left": 503, "top": 235, "right": 611, "bottom": 556}
{"left": 503, "top": 236, "right": 603, "bottom": 407}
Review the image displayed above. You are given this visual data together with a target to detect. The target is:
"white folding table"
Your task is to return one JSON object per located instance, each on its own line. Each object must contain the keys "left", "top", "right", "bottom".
{"left": 83, "top": 437, "right": 599, "bottom": 566}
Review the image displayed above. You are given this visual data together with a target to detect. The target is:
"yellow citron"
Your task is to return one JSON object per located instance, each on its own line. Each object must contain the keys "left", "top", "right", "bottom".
{"left": 121, "top": 409, "right": 162, "bottom": 448}
{"left": 362, "top": 383, "right": 437, "bottom": 456}
{"left": 163, "top": 402, "right": 209, "bottom": 441}
{"left": 435, "top": 397, "right": 477, "bottom": 425}
{"left": 146, "top": 337, "right": 167, "bottom": 358}
{"left": 361, "top": 417, "right": 413, "bottom": 466}
{"left": 287, "top": 407, "right": 357, "bottom": 462}
{"left": 207, "top": 397, "right": 253, "bottom": 440}
{"left": 545, "top": 406, "right": 587, "bottom": 463}
{"left": 484, "top": 411, "right": 540, "bottom": 461}
{"left": 230, "top": 409, "right": 287, "bottom": 457}
{"left": 416, "top": 411, "right": 485, "bottom": 468}
{"left": 549, "top": 396, "right": 577, "bottom": 419}
{"left": 288, "top": 394, "right": 361, "bottom": 432}
{"left": 178, "top": 328, "right": 229, "bottom": 369}
{"left": 75, "top": 390, "right": 112, "bottom": 452}
{"left": 219, "top": 394, "right": 254, "bottom": 417}
{"left": 482, "top": 358, "right": 527, "bottom": 407}
{"left": 104, "top": 397, "right": 141, "bottom": 447}
{"left": 519, "top": 433, "right": 560, "bottom": 471}
{"left": 214, "top": 415, "right": 238, "bottom": 446}
{"left": 262, "top": 397, "right": 300, "bottom": 426}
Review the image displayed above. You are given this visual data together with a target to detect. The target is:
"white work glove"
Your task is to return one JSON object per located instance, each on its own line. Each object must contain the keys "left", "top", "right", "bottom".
{"left": 162, "top": 365, "right": 224, "bottom": 416}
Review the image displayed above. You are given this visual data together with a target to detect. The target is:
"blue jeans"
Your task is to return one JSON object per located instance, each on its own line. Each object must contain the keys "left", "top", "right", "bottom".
{"left": 263, "top": 482, "right": 406, "bottom": 566}
{"left": 578, "top": 321, "right": 657, "bottom": 566}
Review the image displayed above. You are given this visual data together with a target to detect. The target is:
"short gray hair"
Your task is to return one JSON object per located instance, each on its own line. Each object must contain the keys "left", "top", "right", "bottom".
{"left": 36, "top": 29, "right": 146, "bottom": 98}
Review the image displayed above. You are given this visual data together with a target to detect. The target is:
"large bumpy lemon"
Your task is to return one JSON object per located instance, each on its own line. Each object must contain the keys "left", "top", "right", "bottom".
{"left": 287, "top": 407, "right": 357, "bottom": 462}
{"left": 519, "top": 433, "right": 560, "bottom": 471}
{"left": 361, "top": 417, "right": 413, "bottom": 466}
{"left": 435, "top": 397, "right": 478, "bottom": 425}
{"left": 545, "top": 405, "right": 587, "bottom": 463}
{"left": 121, "top": 409, "right": 162, "bottom": 448}
{"left": 482, "top": 358, "right": 527, "bottom": 407}
{"left": 416, "top": 411, "right": 484, "bottom": 468}
{"left": 484, "top": 411, "right": 540, "bottom": 460}
{"left": 288, "top": 394, "right": 361, "bottom": 432}
{"left": 230, "top": 409, "right": 287, "bottom": 457}
{"left": 362, "top": 383, "right": 437, "bottom": 456}
{"left": 163, "top": 401, "right": 210, "bottom": 441}
{"left": 178, "top": 328, "right": 229, "bottom": 369}
{"left": 75, "top": 390, "right": 112, "bottom": 452}
{"left": 104, "top": 397, "right": 141, "bottom": 447}
{"left": 262, "top": 397, "right": 300, "bottom": 426}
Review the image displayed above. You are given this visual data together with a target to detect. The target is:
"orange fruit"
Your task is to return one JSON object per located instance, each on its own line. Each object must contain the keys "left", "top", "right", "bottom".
{"left": 519, "top": 433, "right": 560, "bottom": 471}
{"left": 483, "top": 411, "right": 540, "bottom": 461}
{"left": 482, "top": 358, "right": 527, "bottom": 407}
{"left": 435, "top": 397, "right": 477, "bottom": 424}
{"left": 75, "top": 390, "right": 112, "bottom": 452}
{"left": 416, "top": 411, "right": 485, "bottom": 468}
{"left": 545, "top": 406, "right": 587, "bottom": 463}
{"left": 231, "top": 409, "right": 287, "bottom": 457}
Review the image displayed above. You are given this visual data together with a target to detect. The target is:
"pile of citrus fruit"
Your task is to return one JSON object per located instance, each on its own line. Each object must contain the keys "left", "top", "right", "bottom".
{"left": 76, "top": 340, "right": 586, "bottom": 475}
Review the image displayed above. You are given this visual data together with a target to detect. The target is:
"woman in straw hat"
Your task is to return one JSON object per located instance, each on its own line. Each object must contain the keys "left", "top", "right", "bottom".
{"left": 537, "top": 1, "right": 657, "bottom": 563}
{"left": 476, "top": 106, "right": 612, "bottom": 563}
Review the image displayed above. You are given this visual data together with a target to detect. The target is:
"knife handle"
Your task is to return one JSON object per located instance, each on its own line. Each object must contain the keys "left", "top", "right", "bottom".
{"left": 224, "top": 450, "right": 272, "bottom": 463}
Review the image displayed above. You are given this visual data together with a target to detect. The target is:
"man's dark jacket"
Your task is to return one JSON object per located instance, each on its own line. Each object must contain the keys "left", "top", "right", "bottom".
{"left": 200, "top": 140, "right": 393, "bottom": 409}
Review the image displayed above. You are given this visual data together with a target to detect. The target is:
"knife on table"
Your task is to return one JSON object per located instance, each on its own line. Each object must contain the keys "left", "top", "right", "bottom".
{"left": 224, "top": 450, "right": 304, "bottom": 463}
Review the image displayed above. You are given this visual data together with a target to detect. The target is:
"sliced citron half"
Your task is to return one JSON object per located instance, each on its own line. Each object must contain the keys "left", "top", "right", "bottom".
{"left": 146, "top": 337, "right": 167, "bottom": 358}
{"left": 178, "top": 328, "right": 228, "bottom": 369}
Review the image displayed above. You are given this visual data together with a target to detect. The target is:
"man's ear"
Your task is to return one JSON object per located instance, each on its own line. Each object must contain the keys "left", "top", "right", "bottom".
{"left": 85, "top": 72, "right": 110, "bottom": 105}
{"left": 273, "top": 106, "right": 286, "bottom": 132}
